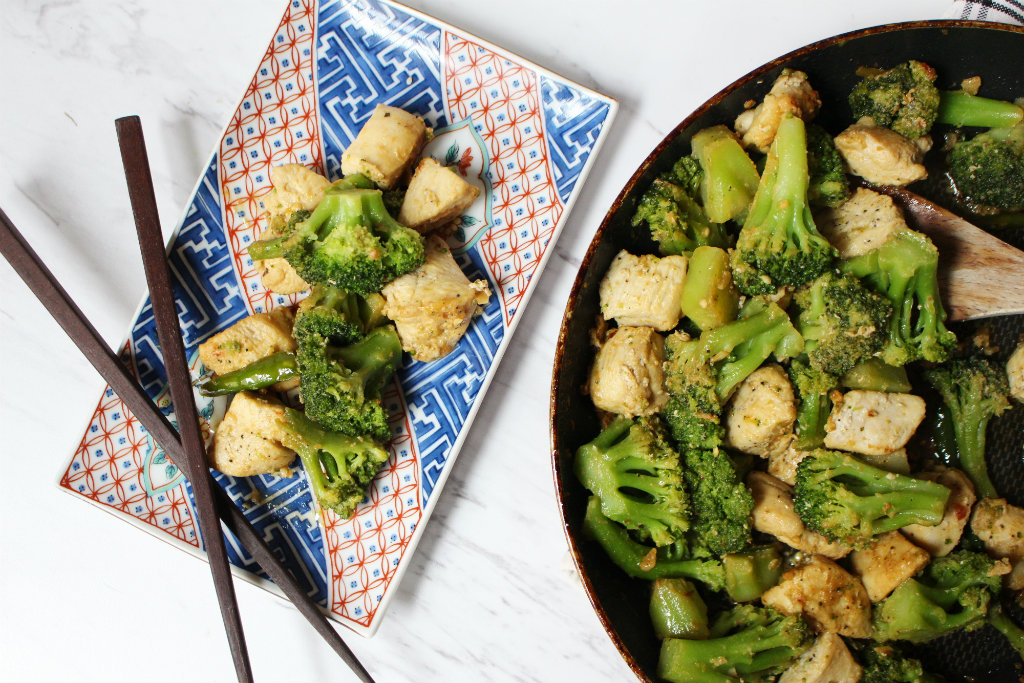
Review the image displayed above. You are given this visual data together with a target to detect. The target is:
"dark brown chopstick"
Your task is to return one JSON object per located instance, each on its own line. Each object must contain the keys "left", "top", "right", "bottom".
{"left": 115, "top": 116, "right": 253, "bottom": 683}
{"left": 0, "top": 213, "right": 374, "bottom": 680}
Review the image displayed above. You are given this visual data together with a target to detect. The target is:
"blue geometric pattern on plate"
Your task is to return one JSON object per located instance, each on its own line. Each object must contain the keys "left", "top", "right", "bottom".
{"left": 540, "top": 75, "right": 614, "bottom": 204}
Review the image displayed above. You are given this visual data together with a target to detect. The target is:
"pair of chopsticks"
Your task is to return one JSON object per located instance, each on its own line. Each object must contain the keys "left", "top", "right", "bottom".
{"left": 0, "top": 116, "right": 373, "bottom": 683}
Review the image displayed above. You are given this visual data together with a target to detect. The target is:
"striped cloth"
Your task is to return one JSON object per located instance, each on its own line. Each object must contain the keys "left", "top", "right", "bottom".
{"left": 946, "top": 0, "right": 1024, "bottom": 24}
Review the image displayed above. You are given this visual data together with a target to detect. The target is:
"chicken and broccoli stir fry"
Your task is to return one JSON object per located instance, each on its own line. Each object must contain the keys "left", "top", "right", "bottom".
{"left": 576, "top": 64, "right": 1024, "bottom": 682}
{"left": 195, "top": 104, "right": 491, "bottom": 519}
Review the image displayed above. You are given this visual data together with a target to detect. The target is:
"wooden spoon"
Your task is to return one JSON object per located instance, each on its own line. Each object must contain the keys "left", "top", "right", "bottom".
{"left": 873, "top": 186, "right": 1024, "bottom": 321}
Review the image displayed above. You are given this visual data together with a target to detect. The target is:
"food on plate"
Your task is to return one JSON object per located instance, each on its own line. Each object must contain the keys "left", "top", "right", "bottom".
{"left": 196, "top": 105, "right": 491, "bottom": 519}
{"left": 399, "top": 158, "right": 480, "bottom": 233}
{"left": 571, "top": 60, "right": 1024, "bottom": 680}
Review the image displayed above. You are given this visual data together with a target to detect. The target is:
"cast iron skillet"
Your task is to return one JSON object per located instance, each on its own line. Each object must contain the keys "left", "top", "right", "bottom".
{"left": 551, "top": 21, "right": 1024, "bottom": 683}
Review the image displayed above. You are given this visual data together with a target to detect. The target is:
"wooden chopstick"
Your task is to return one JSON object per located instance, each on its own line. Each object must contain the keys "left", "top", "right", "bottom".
{"left": 0, "top": 213, "right": 375, "bottom": 681}
{"left": 115, "top": 116, "right": 253, "bottom": 683}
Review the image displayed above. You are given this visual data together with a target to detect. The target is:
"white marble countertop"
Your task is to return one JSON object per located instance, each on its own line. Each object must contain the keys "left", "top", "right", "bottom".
{"left": 0, "top": 1, "right": 955, "bottom": 681}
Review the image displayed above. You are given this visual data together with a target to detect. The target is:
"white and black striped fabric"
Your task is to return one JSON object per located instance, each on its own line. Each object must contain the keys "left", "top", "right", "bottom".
{"left": 946, "top": 0, "right": 1024, "bottom": 24}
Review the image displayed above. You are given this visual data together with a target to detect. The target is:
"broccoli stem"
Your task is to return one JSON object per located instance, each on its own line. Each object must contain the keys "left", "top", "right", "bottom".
{"left": 794, "top": 388, "right": 830, "bottom": 448}
{"left": 937, "top": 91, "right": 1024, "bottom": 129}
{"left": 723, "top": 546, "right": 783, "bottom": 603}
{"left": 658, "top": 621, "right": 800, "bottom": 683}
{"left": 839, "top": 358, "right": 911, "bottom": 393}
{"left": 247, "top": 237, "right": 284, "bottom": 260}
{"left": 679, "top": 246, "right": 739, "bottom": 331}
{"left": 650, "top": 578, "right": 710, "bottom": 640}
{"left": 197, "top": 351, "right": 298, "bottom": 396}
{"left": 988, "top": 604, "right": 1024, "bottom": 661}
{"left": 955, "top": 408, "right": 999, "bottom": 499}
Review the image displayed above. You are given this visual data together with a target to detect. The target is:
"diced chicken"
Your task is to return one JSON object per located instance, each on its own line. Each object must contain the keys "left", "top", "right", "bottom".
{"left": 762, "top": 555, "right": 872, "bottom": 638}
{"left": 817, "top": 187, "right": 909, "bottom": 259}
{"left": 734, "top": 69, "right": 822, "bottom": 153}
{"left": 723, "top": 364, "right": 797, "bottom": 460}
{"left": 198, "top": 308, "right": 297, "bottom": 376}
{"left": 749, "top": 472, "right": 852, "bottom": 559}
{"left": 834, "top": 119, "right": 932, "bottom": 186}
{"left": 858, "top": 448, "right": 911, "bottom": 474}
{"left": 257, "top": 258, "right": 309, "bottom": 295}
{"left": 598, "top": 250, "right": 688, "bottom": 332}
{"left": 209, "top": 391, "right": 295, "bottom": 477}
{"left": 849, "top": 531, "right": 930, "bottom": 602}
{"left": 768, "top": 445, "right": 808, "bottom": 486}
{"left": 398, "top": 158, "right": 480, "bottom": 233}
{"left": 902, "top": 467, "right": 976, "bottom": 557}
{"left": 381, "top": 235, "right": 491, "bottom": 362}
{"left": 823, "top": 390, "right": 926, "bottom": 456}
{"left": 1008, "top": 559, "right": 1024, "bottom": 592}
{"left": 341, "top": 104, "right": 428, "bottom": 189}
{"left": 1008, "top": 341, "right": 1024, "bottom": 403}
{"left": 778, "top": 632, "right": 862, "bottom": 683}
{"left": 972, "top": 498, "right": 1024, "bottom": 564}
{"left": 588, "top": 326, "right": 669, "bottom": 418}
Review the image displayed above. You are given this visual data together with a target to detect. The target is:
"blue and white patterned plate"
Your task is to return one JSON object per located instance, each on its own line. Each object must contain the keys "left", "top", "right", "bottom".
{"left": 59, "top": 0, "right": 615, "bottom": 636}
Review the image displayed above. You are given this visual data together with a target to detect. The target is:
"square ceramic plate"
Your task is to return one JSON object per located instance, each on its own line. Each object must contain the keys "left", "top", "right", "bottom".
{"left": 58, "top": 0, "right": 615, "bottom": 637}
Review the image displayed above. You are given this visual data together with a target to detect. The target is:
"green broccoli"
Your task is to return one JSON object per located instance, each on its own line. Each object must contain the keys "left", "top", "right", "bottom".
{"left": 734, "top": 115, "right": 837, "bottom": 294}
{"left": 196, "top": 351, "right": 299, "bottom": 396}
{"left": 682, "top": 448, "right": 754, "bottom": 556}
{"left": 792, "top": 270, "right": 893, "bottom": 376}
{"left": 793, "top": 449, "right": 951, "bottom": 544}
{"left": 661, "top": 298, "right": 803, "bottom": 450}
{"left": 690, "top": 125, "right": 762, "bottom": 224}
{"left": 631, "top": 176, "right": 731, "bottom": 256}
{"left": 988, "top": 603, "right": 1024, "bottom": 661}
{"left": 297, "top": 325, "right": 403, "bottom": 442}
{"left": 650, "top": 578, "right": 710, "bottom": 640}
{"left": 806, "top": 124, "right": 851, "bottom": 209}
{"left": 948, "top": 122, "right": 1024, "bottom": 212}
{"left": 574, "top": 417, "right": 690, "bottom": 547}
{"left": 922, "top": 357, "right": 1011, "bottom": 499}
{"left": 248, "top": 187, "right": 425, "bottom": 294}
{"left": 279, "top": 406, "right": 390, "bottom": 518}
{"left": 873, "top": 550, "right": 1004, "bottom": 643}
{"left": 848, "top": 60, "right": 940, "bottom": 139}
{"left": 840, "top": 229, "right": 956, "bottom": 366}
{"left": 787, "top": 357, "right": 836, "bottom": 450}
{"left": 582, "top": 496, "right": 726, "bottom": 591}
{"left": 657, "top": 604, "right": 811, "bottom": 683}
{"left": 722, "top": 545, "right": 783, "bottom": 603}
{"left": 852, "top": 642, "right": 943, "bottom": 683}
{"left": 292, "top": 283, "right": 388, "bottom": 349}
{"left": 937, "top": 90, "right": 1024, "bottom": 129}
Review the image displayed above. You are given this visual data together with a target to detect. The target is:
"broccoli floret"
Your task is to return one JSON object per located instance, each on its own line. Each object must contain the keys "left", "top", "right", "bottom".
{"left": 631, "top": 176, "right": 731, "bottom": 256}
{"left": 787, "top": 357, "right": 836, "bottom": 449}
{"left": 682, "top": 448, "right": 754, "bottom": 556}
{"left": 735, "top": 116, "right": 837, "bottom": 294}
{"left": 948, "top": 122, "right": 1024, "bottom": 212}
{"left": 582, "top": 496, "right": 726, "bottom": 591}
{"left": 793, "top": 448, "right": 951, "bottom": 544}
{"left": 840, "top": 229, "right": 956, "bottom": 366}
{"left": 574, "top": 417, "right": 689, "bottom": 546}
{"left": 792, "top": 270, "right": 893, "bottom": 376}
{"left": 873, "top": 550, "right": 1004, "bottom": 643}
{"left": 661, "top": 298, "right": 803, "bottom": 450}
{"left": 690, "top": 125, "right": 762, "bottom": 224}
{"left": 848, "top": 60, "right": 940, "bottom": 139}
{"left": 279, "top": 406, "right": 390, "bottom": 518}
{"left": 658, "top": 604, "right": 812, "bottom": 683}
{"left": 922, "top": 357, "right": 1011, "bottom": 499}
{"left": 806, "top": 124, "right": 851, "bottom": 209}
{"left": 297, "top": 325, "right": 403, "bottom": 442}
{"left": 292, "top": 283, "right": 387, "bottom": 349}
{"left": 937, "top": 90, "right": 1024, "bottom": 129}
{"left": 852, "top": 642, "right": 942, "bottom": 683}
{"left": 249, "top": 187, "right": 425, "bottom": 294}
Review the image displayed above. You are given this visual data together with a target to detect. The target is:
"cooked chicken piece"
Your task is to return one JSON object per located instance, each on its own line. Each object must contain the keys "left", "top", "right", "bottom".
{"left": 398, "top": 158, "right": 480, "bottom": 233}
{"left": 588, "top": 326, "right": 669, "bottom": 418}
{"left": 1008, "top": 341, "right": 1024, "bottom": 403}
{"left": 823, "top": 390, "right": 926, "bottom": 456}
{"left": 817, "top": 187, "right": 908, "bottom": 259}
{"left": 198, "top": 307, "right": 297, "bottom": 376}
{"left": 734, "top": 69, "right": 821, "bottom": 153}
{"left": 858, "top": 448, "right": 911, "bottom": 474}
{"left": 256, "top": 258, "right": 309, "bottom": 295}
{"left": 724, "top": 364, "right": 797, "bottom": 459}
{"left": 834, "top": 119, "right": 931, "bottom": 186}
{"left": 762, "top": 555, "right": 872, "bottom": 637}
{"left": 768, "top": 445, "right": 808, "bottom": 486}
{"left": 598, "top": 250, "right": 688, "bottom": 332}
{"left": 778, "top": 632, "right": 862, "bottom": 683}
{"left": 902, "top": 467, "right": 976, "bottom": 557}
{"left": 381, "top": 235, "right": 491, "bottom": 362}
{"left": 749, "top": 472, "right": 852, "bottom": 559}
{"left": 209, "top": 391, "right": 295, "bottom": 477}
{"left": 1009, "top": 559, "right": 1024, "bottom": 591}
{"left": 849, "top": 531, "right": 930, "bottom": 602}
{"left": 341, "top": 104, "right": 428, "bottom": 189}
{"left": 972, "top": 498, "right": 1024, "bottom": 564}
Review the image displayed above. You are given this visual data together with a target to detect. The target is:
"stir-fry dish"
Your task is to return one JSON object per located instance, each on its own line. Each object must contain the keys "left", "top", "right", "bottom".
{"left": 577, "top": 63, "right": 1024, "bottom": 682}
{"left": 196, "top": 105, "right": 490, "bottom": 519}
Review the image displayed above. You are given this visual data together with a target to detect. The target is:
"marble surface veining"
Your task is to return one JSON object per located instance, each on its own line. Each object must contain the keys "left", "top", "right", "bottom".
{"left": 0, "top": 1, "right": 947, "bottom": 681}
